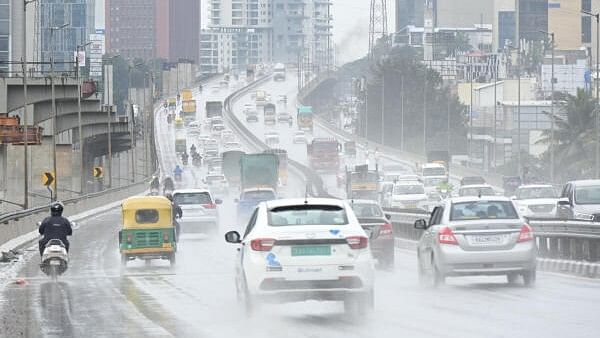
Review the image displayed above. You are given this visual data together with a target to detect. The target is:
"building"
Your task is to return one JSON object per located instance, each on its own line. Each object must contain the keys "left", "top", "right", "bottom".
{"left": 105, "top": 0, "right": 156, "bottom": 60}
{"left": 199, "top": 0, "right": 332, "bottom": 76}
{"left": 549, "top": 0, "right": 592, "bottom": 51}
{"left": 168, "top": 0, "right": 201, "bottom": 63}
{"left": 517, "top": 0, "right": 548, "bottom": 42}
{"left": 395, "top": 0, "right": 424, "bottom": 32}
{"left": 435, "top": 0, "right": 494, "bottom": 28}
{"left": 0, "top": 2, "right": 10, "bottom": 74}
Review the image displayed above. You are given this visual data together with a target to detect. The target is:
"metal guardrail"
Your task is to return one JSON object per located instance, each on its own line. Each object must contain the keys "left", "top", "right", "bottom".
{"left": 222, "top": 75, "right": 333, "bottom": 198}
{"left": 385, "top": 208, "right": 600, "bottom": 263}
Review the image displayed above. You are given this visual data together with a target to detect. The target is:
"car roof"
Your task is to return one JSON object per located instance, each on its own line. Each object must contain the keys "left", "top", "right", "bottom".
{"left": 569, "top": 180, "right": 600, "bottom": 186}
{"left": 517, "top": 184, "right": 554, "bottom": 189}
{"left": 173, "top": 188, "right": 211, "bottom": 194}
{"left": 394, "top": 180, "right": 423, "bottom": 186}
{"left": 242, "top": 187, "right": 276, "bottom": 193}
{"left": 448, "top": 196, "right": 512, "bottom": 203}
{"left": 348, "top": 199, "right": 381, "bottom": 205}
{"left": 265, "top": 198, "right": 345, "bottom": 209}
{"left": 460, "top": 184, "right": 493, "bottom": 189}
{"left": 422, "top": 163, "right": 445, "bottom": 168}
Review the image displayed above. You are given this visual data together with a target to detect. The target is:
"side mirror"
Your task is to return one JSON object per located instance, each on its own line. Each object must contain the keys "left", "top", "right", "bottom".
{"left": 37, "top": 221, "right": 42, "bottom": 226}
{"left": 385, "top": 213, "right": 391, "bottom": 221}
{"left": 215, "top": 199, "right": 223, "bottom": 205}
{"left": 414, "top": 219, "right": 427, "bottom": 230}
{"left": 557, "top": 197, "right": 571, "bottom": 207}
{"left": 225, "top": 230, "right": 242, "bottom": 244}
{"left": 234, "top": 198, "right": 239, "bottom": 203}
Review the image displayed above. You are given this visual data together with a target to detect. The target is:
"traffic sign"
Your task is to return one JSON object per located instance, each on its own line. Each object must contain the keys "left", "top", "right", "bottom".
{"left": 42, "top": 172, "right": 54, "bottom": 186}
{"left": 93, "top": 167, "right": 104, "bottom": 178}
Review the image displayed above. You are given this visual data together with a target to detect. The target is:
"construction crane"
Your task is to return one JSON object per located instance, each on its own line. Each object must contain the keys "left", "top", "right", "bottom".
{"left": 368, "top": 0, "right": 389, "bottom": 59}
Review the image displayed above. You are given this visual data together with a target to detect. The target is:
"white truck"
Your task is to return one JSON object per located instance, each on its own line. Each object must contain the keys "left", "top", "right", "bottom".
{"left": 273, "top": 63, "right": 286, "bottom": 81}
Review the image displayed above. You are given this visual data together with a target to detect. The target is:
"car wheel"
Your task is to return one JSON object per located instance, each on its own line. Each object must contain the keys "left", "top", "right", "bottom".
{"left": 120, "top": 254, "right": 128, "bottom": 267}
{"left": 239, "top": 276, "right": 254, "bottom": 316}
{"left": 506, "top": 272, "right": 519, "bottom": 284}
{"left": 432, "top": 261, "right": 445, "bottom": 287}
{"left": 523, "top": 269, "right": 536, "bottom": 287}
{"left": 169, "top": 253, "right": 177, "bottom": 267}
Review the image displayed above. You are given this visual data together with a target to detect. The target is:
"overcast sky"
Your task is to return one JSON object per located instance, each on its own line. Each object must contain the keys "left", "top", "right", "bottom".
{"left": 96, "top": 0, "right": 392, "bottom": 64}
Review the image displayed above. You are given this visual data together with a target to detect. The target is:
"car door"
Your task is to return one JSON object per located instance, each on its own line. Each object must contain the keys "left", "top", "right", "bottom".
{"left": 239, "top": 208, "right": 259, "bottom": 276}
{"left": 422, "top": 206, "right": 444, "bottom": 269}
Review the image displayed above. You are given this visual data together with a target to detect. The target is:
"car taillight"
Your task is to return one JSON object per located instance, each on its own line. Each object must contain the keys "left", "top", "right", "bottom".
{"left": 203, "top": 203, "right": 217, "bottom": 209}
{"left": 380, "top": 223, "right": 393, "bottom": 236}
{"left": 438, "top": 227, "right": 458, "bottom": 245}
{"left": 517, "top": 224, "right": 534, "bottom": 242}
{"left": 346, "top": 236, "right": 368, "bottom": 249}
{"left": 250, "top": 238, "right": 276, "bottom": 251}
{"left": 126, "top": 233, "right": 133, "bottom": 244}
{"left": 163, "top": 232, "right": 169, "bottom": 243}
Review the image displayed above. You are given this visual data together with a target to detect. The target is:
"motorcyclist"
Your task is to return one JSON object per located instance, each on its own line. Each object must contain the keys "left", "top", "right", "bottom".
{"left": 173, "top": 165, "right": 183, "bottom": 180}
{"left": 190, "top": 144, "right": 197, "bottom": 154}
{"left": 150, "top": 175, "right": 160, "bottom": 191}
{"left": 38, "top": 202, "right": 73, "bottom": 257}
{"left": 163, "top": 176, "right": 175, "bottom": 193}
{"left": 192, "top": 152, "right": 202, "bottom": 166}
{"left": 165, "top": 193, "right": 182, "bottom": 241}
{"left": 181, "top": 151, "right": 189, "bottom": 165}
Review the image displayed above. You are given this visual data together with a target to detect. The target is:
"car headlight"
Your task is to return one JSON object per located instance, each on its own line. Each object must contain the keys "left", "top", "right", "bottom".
{"left": 574, "top": 211, "right": 594, "bottom": 221}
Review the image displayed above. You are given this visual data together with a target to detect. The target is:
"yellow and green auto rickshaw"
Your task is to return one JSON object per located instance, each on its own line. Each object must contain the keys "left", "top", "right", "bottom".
{"left": 119, "top": 196, "right": 177, "bottom": 266}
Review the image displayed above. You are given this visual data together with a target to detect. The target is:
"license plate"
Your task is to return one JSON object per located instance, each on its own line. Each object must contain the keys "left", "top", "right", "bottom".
{"left": 49, "top": 260, "right": 61, "bottom": 266}
{"left": 291, "top": 245, "right": 331, "bottom": 256}
{"left": 468, "top": 234, "right": 507, "bottom": 245}
{"left": 162, "top": 243, "right": 172, "bottom": 248}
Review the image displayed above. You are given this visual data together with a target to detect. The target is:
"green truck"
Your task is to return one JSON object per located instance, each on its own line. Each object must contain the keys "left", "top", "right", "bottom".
{"left": 240, "top": 153, "right": 279, "bottom": 191}
{"left": 222, "top": 150, "right": 246, "bottom": 189}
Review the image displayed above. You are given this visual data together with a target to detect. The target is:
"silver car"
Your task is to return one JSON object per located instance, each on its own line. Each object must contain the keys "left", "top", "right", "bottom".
{"left": 557, "top": 180, "right": 600, "bottom": 221}
{"left": 414, "top": 196, "right": 537, "bottom": 286}
{"left": 172, "top": 189, "right": 222, "bottom": 234}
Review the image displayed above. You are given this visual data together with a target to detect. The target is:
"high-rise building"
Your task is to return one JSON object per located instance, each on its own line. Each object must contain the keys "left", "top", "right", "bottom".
{"left": 105, "top": 0, "right": 156, "bottom": 60}
{"left": 39, "top": 0, "right": 91, "bottom": 72}
{"left": 200, "top": 0, "right": 332, "bottom": 76}
{"left": 0, "top": 2, "right": 10, "bottom": 74}
{"left": 548, "top": 0, "right": 592, "bottom": 50}
{"left": 168, "top": 0, "right": 200, "bottom": 63}
{"left": 395, "top": 0, "right": 424, "bottom": 32}
{"left": 517, "top": 0, "right": 548, "bottom": 41}
{"left": 435, "top": 0, "right": 493, "bottom": 28}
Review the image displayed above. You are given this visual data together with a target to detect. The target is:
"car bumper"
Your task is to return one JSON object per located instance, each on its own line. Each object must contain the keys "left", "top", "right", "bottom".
{"left": 180, "top": 216, "right": 219, "bottom": 233}
{"left": 436, "top": 242, "right": 537, "bottom": 276}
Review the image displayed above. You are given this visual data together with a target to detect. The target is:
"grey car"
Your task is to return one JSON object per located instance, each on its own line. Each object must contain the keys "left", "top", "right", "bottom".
{"left": 557, "top": 180, "right": 600, "bottom": 221}
{"left": 414, "top": 196, "right": 537, "bottom": 287}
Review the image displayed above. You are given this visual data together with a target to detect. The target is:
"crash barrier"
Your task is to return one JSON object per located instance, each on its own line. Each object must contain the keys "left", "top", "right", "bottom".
{"left": 385, "top": 208, "right": 600, "bottom": 276}
{"left": 0, "top": 176, "right": 154, "bottom": 249}
{"left": 222, "top": 75, "right": 333, "bottom": 198}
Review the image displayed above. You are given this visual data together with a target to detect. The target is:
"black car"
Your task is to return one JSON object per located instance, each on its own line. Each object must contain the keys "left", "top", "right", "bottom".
{"left": 350, "top": 200, "right": 394, "bottom": 270}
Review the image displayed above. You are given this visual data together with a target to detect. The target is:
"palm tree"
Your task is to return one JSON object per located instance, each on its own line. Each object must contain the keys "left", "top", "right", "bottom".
{"left": 538, "top": 89, "right": 598, "bottom": 180}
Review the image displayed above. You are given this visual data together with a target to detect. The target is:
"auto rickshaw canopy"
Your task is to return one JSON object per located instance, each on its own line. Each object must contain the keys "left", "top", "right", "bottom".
{"left": 122, "top": 196, "right": 173, "bottom": 229}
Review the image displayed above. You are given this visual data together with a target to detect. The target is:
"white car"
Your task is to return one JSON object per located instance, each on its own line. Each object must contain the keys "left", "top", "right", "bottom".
{"left": 458, "top": 184, "right": 496, "bottom": 197}
{"left": 224, "top": 198, "right": 375, "bottom": 314}
{"left": 512, "top": 184, "right": 559, "bottom": 218}
{"left": 204, "top": 174, "right": 229, "bottom": 196}
{"left": 293, "top": 131, "right": 307, "bottom": 144}
{"left": 172, "top": 189, "right": 222, "bottom": 234}
{"left": 265, "top": 131, "right": 280, "bottom": 145}
{"left": 389, "top": 180, "right": 428, "bottom": 210}
{"left": 211, "top": 123, "right": 226, "bottom": 136}
{"left": 224, "top": 141, "right": 242, "bottom": 151}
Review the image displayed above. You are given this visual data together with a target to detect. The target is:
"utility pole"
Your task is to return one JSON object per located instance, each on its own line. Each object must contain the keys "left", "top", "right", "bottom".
{"left": 583, "top": 10, "right": 600, "bottom": 178}
{"left": 469, "top": 63, "right": 474, "bottom": 166}
{"left": 50, "top": 23, "right": 69, "bottom": 201}
{"left": 400, "top": 75, "right": 405, "bottom": 152}
{"left": 22, "top": 0, "right": 37, "bottom": 209}
{"left": 540, "top": 30, "right": 555, "bottom": 182}
{"left": 380, "top": 70, "right": 385, "bottom": 145}
{"left": 493, "top": 54, "right": 498, "bottom": 172}
{"left": 76, "top": 41, "right": 92, "bottom": 193}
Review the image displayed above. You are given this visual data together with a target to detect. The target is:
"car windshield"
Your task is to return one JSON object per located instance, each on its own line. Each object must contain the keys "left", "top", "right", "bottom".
{"left": 422, "top": 167, "right": 446, "bottom": 176}
{"left": 516, "top": 187, "right": 557, "bottom": 199}
{"left": 206, "top": 176, "right": 224, "bottom": 182}
{"left": 575, "top": 185, "right": 600, "bottom": 204}
{"left": 173, "top": 193, "right": 212, "bottom": 205}
{"left": 269, "top": 205, "right": 348, "bottom": 226}
{"left": 351, "top": 203, "right": 384, "bottom": 218}
{"left": 423, "top": 177, "right": 445, "bottom": 187}
{"left": 450, "top": 201, "right": 519, "bottom": 220}
{"left": 462, "top": 177, "right": 485, "bottom": 185}
{"left": 393, "top": 184, "right": 425, "bottom": 195}
{"left": 243, "top": 190, "right": 276, "bottom": 200}
{"left": 460, "top": 187, "right": 495, "bottom": 196}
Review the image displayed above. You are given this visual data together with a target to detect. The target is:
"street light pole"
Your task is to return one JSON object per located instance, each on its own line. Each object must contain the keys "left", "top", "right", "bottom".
{"left": 49, "top": 23, "right": 69, "bottom": 201}
{"left": 540, "top": 31, "right": 555, "bottom": 182}
{"left": 127, "top": 64, "right": 135, "bottom": 183}
{"left": 582, "top": 10, "right": 599, "bottom": 178}
{"left": 76, "top": 41, "right": 91, "bottom": 193}
{"left": 22, "top": 0, "right": 37, "bottom": 208}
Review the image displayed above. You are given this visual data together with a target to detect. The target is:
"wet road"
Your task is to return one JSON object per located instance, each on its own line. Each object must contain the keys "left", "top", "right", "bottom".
{"left": 1, "top": 74, "right": 600, "bottom": 337}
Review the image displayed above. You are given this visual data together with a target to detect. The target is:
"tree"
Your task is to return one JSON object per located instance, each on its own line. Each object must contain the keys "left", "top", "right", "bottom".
{"left": 537, "top": 89, "right": 598, "bottom": 180}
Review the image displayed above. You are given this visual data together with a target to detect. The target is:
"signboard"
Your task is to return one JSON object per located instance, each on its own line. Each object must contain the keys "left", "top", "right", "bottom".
{"left": 93, "top": 167, "right": 104, "bottom": 178}
{"left": 42, "top": 172, "right": 55, "bottom": 186}
{"left": 89, "top": 33, "right": 105, "bottom": 79}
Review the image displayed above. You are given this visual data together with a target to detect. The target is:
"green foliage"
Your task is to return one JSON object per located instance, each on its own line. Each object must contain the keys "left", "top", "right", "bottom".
{"left": 365, "top": 46, "right": 468, "bottom": 154}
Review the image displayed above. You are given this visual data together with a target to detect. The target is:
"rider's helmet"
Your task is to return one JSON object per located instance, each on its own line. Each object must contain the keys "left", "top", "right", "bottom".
{"left": 165, "top": 193, "right": 173, "bottom": 201}
{"left": 50, "top": 201, "right": 64, "bottom": 217}
{"left": 175, "top": 165, "right": 181, "bottom": 170}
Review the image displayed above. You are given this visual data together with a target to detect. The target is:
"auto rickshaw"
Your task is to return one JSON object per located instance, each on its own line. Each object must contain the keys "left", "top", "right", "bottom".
{"left": 174, "top": 116, "right": 184, "bottom": 130}
{"left": 119, "top": 196, "right": 177, "bottom": 266}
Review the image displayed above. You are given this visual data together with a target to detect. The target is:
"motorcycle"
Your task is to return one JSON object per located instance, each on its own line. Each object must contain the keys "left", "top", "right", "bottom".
{"left": 174, "top": 173, "right": 183, "bottom": 182}
{"left": 192, "top": 156, "right": 202, "bottom": 167}
{"left": 40, "top": 238, "right": 69, "bottom": 280}
{"left": 182, "top": 157, "right": 189, "bottom": 166}
{"left": 149, "top": 187, "right": 160, "bottom": 196}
